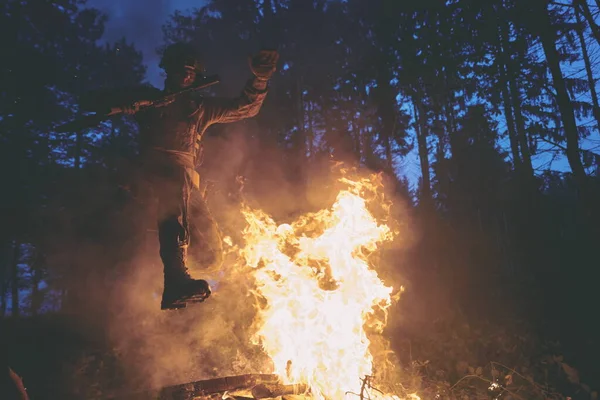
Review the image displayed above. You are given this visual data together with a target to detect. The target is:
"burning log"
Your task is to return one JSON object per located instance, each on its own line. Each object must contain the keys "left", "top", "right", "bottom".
{"left": 157, "top": 374, "right": 281, "bottom": 400}
{"left": 112, "top": 373, "right": 309, "bottom": 399}
{"left": 250, "top": 382, "right": 309, "bottom": 399}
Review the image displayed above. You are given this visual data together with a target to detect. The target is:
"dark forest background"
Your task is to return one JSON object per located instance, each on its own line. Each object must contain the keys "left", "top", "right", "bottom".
{"left": 1, "top": 0, "right": 600, "bottom": 399}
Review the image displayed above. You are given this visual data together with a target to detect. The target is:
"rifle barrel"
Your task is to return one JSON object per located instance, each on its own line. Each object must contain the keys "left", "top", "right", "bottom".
{"left": 54, "top": 74, "right": 220, "bottom": 133}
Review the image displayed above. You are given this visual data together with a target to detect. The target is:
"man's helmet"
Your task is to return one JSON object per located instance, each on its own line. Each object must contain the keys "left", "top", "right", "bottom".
{"left": 159, "top": 42, "right": 205, "bottom": 74}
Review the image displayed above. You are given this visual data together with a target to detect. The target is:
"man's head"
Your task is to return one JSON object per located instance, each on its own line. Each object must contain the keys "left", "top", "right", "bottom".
{"left": 160, "top": 42, "right": 205, "bottom": 89}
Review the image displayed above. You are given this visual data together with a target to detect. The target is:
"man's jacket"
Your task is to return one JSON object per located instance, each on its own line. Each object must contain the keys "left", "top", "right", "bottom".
{"left": 136, "top": 77, "right": 268, "bottom": 178}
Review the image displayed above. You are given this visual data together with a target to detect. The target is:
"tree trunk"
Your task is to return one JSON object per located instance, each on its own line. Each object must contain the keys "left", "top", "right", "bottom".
{"left": 508, "top": 76, "right": 534, "bottom": 176}
{"left": 433, "top": 114, "right": 445, "bottom": 162}
{"left": 30, "top": 252, "right": 41, "bottom": 316}
{"left": 0, "top": 244, "right": 7, "bottom": 317}
{"left": 575, "top": 6, "right": 600, "bottom": 132}
{"left": 575, "top": 0, "right": 600, "bottom": 47}
{"left": 361, "top": 126, "right": 378, "bottom": 170}
{"left": 413, "top": 96, "right": 432, "bottom": 204}
{"left": 296, "top": 76, "right": 306, "bottom": 155}
{"left": 30, "top": 268, "right": 39, "bottom": 316}
{"left": 500, "top": 20, "right": 534, "bottom": 177}
{"left": 443, "top": 70, "right": 458, "bottom": 138}
{"left": 498, "top": 59, "right": 523, "bottom": 170}
{"left": 10, "top": 241, "right": 21, "bottom": 317}
{"left": 352, "top": 113, "right": 362, "bottom": 161}
{"left": 109, "top": 122, "right": 117, "bottom": 171}
{"left": 538, "top": 2, "right": 589, "bottom": 197}
{"left": 0, "top": 287, "right": 5, "bottom": 317}
{"left": 292, "top": 75, "right": 307, "bottom": 191}
{"left": 373, "top": 66, "right": 397, "bottom": 172}
{"left": 385, "top": 120, "right": 395, "bottom": 172}
{"left": 75, "top": 129, "right": 83, "bottom": 170}
{"left": 307, "top": 101, "right": 314, "bottom": 160}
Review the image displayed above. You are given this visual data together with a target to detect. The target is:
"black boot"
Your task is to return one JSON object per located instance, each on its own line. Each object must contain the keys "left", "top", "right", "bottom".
{"left": 161, "top": 245, "right": 211, "bottom": 310}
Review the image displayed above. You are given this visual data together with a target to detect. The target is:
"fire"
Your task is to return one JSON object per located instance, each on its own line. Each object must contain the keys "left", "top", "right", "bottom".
{"left": 238, "top": 171, "right": 419, "bottom": 399}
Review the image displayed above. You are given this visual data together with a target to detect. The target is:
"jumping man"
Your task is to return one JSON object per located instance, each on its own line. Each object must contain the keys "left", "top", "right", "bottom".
{"left": 127, "top": 43, "right": 278, "bottom": 310}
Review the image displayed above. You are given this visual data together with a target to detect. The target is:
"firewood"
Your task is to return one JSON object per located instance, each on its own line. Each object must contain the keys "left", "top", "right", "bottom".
{"left": 158, "top": 374, "right": 281, "bottom": 399}
{"left": 250, "top": 383, "right": 309, "bottom": 399}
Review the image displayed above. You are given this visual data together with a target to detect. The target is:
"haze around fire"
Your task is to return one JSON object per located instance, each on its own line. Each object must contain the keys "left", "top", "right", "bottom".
{"left": 103, "top": 123, "right": 417, "bottom": 394}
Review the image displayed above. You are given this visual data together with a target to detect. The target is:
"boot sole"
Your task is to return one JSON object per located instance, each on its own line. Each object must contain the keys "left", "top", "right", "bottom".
{"left": 161, "top": 291, "right": 211, "bottom": 311}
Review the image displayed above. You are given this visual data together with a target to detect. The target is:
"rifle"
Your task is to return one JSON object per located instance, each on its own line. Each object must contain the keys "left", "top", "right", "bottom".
{"left": 55, "top": 74, "right": 220, "bottom": 133}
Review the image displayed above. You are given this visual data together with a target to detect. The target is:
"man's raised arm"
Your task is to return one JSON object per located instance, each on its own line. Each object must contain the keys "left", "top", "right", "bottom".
{"left": 200, "top": 50, "right": 279, "bottom": 125}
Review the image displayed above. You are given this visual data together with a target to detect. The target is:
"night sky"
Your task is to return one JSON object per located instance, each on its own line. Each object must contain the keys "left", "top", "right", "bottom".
{"left": 87, "top": 0, "right": 208, "bottom": 88}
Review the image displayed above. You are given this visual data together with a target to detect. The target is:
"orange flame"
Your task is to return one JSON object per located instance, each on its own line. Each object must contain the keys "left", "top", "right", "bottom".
{"left": 238, "top": 171, "right": 419, "bottom": 399}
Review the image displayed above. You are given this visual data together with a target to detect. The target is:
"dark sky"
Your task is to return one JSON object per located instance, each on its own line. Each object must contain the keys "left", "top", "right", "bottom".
{"left": 87, "top": 0, "right": 208, "bottom": 88}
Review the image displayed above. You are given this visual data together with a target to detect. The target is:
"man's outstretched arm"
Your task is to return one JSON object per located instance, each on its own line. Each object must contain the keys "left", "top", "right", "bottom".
{"left": 200, "top": 50, "right": 279, "bottom": 125}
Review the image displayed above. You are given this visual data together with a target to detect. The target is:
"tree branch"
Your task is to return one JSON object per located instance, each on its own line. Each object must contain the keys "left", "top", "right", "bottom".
{"left": 539, "top": 136, "right": 600, "bottom": 158}
{"left": 550, "top": 1, "right": 575, "bottom": 7}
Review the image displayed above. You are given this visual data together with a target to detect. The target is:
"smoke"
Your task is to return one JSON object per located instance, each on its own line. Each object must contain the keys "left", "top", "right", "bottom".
{"left": 103, "top": 123, "right": 295, "bottom": 392}
{"left": 101, "top": 117, "right": 416, "bottom": 394}
{"left": 108, "top": 252, "right": 271, "bottom": 390}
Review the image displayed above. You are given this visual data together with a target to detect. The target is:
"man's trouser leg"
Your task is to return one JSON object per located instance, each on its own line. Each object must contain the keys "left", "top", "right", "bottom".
{"left": 155, "top": 164, "right": 211, "bottom": 310}
{"left": 188, "top": 192, "right": 224, "bottom": 274}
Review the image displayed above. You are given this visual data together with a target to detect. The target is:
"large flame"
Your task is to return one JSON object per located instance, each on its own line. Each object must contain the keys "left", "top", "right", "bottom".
{"left": 238, "top": 171, "right": 418, "bottom": 399}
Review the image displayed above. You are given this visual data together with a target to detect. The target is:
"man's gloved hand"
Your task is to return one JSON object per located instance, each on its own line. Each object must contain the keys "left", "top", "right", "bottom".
{"left": 249, "top": 49, "right": 280, "bottom": 81}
